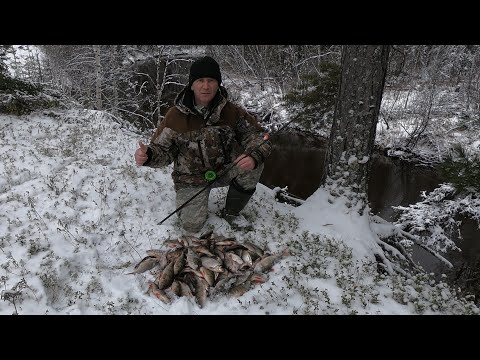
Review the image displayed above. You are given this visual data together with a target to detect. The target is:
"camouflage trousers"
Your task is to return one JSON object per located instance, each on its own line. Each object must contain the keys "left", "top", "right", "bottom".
{"left": 175, "top": 163, "right": 264, "bottom": 232}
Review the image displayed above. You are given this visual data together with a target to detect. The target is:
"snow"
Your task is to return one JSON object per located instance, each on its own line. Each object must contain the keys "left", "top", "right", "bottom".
{"left": 1, "top": 109, "right": 477, "bottom": 315}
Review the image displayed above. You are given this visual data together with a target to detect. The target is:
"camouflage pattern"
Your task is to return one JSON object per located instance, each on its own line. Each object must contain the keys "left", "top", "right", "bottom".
{"left": 176, "top": 163, "right": 264, "bottom": 232}
{"left": 145, "top": 86, "right": 272, "bottom": 190}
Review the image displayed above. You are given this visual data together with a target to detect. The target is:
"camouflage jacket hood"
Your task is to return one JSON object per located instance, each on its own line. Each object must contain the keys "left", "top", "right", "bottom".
{"left": 173, "top": 85, "right": 229, "bottom": 124}
{"left": 145, "top": 85, "right": 272, "bottom": 189}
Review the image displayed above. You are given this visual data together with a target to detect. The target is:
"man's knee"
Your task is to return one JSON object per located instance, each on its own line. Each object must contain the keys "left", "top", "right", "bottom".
{"left": 176, "top": 187, "right": 209, "bottom": 232}
{"left": 178, "top": 206, "right": 208, "bottom": 232}
{"left": 179, "top": 216, "right": 205, "bottom": 232}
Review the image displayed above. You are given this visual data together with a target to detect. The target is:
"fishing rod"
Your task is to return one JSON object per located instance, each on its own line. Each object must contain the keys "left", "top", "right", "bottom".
{"left": 157, "top": 112, "right": 304, "bottom": 226}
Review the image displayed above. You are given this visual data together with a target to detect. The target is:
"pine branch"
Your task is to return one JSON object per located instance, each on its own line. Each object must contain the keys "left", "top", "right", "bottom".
{"left": 371, "top": 214, "right": 453, "bottom": 269}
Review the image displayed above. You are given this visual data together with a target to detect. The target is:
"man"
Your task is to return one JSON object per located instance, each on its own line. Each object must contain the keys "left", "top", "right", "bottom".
{"left": 134, "top": 56, "right": 271, "bottom": 233}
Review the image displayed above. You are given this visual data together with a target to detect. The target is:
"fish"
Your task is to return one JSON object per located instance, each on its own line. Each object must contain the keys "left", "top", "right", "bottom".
{"left": 182, "top": 272, "right": 197, "bottom": 295}
{"left": 213, "top": 247, "right": 225, "bottom": 261}
{"left": 186, "top": 248, "right": 202, "bottom": 270}
{"left": 167, "top": 247, "right": 185, "bottom": 262}
{"left": 228, "top": 280, "right": 251, "bottom": 298}
{"left": 215, "top": 240, "right": 239, "bottom": 246}
{"left": 147, "top": 281, "right": 171, "bottom": 304}
{"left": 214, "top": 269, "right": 230, "bottom": 285}
{"left": 183, "top": 267, "right": 204, "bottom": 278}
{"left": 132, "top": 233, "right": 287, "bottom": 308}
{"left": 145, "top": 250, "right": 168, "bottom": 271}
{"left": 199, "top": 229, "right": 214, "bottom": 239}
{"left": 249, "top": 272, "right": 267, "bottom": 284}
{"left": 145, "top": 249, "right": 164, "bottom": 257}
{"left": 211, "top": 274, "right": 236, "bottom": 296}
{"left": 179, "top": 280, "right": 193, "bottom": 297}
{"left": 234, "top": 270, "right": 253, "bottom": 286}
{"left": 163, "top": 239, "right": 183, "bottom": 248}
{"left": 243, "top": 241, "right": 264, "bottom": 258}
{"left": 199, "top": 266, "right": 215, "bottom": 287}
{"left": 241, "top": 249, "right": 253, "bottom": 267}
{"left": 194, "top": 245, "right": 215, "bottom": 257}
{"left": 253, "top": 248, "right": 290, "bottom": 273}
{"left": 223, "top": 244, "right": 247, "bottom": 252}
{"left": 200, "top": 257, "right": 224, "bottom": 273}
{"left": 173, "top": 250, "right": 186, "bottom": 275}
{"left": 194, "top": 276, "right": 209, "bottom": 308}
{"left": 126, "top": 256, "right": 158, "bottom": 275}
{"left": 179, "top": 235, "right": 197, "bottom": 247}
{"left": 156, "top": 260, "right": 175, "bottom": 290}
{"left": 229, "top": 252, "right": 244, "bottom": 265}
{"left": 224, "top": 252, "right": 241, "bottom": 273}
{"left": 170, "top": 280, "right": 182, "bottom": 296}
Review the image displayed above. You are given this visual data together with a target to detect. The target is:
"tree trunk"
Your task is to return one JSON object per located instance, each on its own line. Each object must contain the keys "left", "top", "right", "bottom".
{"left": 36, "top": 52, "right": 43, "bottom": 83}
{"left": 111, "top": 46, "right": 119, "bottom": 114}
{"left": 323, "top": 45, "right": 390, "bottom": 214}
{"left": 93, "top": 45, "right": 103, "bottom": 110}
{"left": 155, "top": 45, "right": 166, "bottom": 125}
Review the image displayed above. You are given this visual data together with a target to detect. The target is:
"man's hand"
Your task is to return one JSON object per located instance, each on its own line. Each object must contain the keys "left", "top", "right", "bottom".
{"left": 135, "top": 141, "right": 149, "bottom": 166}
{"left": 234, "top": 154, "right": 255, "bottom": 171}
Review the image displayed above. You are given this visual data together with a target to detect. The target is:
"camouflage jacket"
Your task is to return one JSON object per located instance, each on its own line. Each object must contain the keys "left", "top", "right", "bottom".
{"left": 144, "top": 86, "right": 271, "bottom": 189}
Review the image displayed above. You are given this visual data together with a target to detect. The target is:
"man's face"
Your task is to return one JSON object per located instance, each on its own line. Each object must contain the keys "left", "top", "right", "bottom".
{"left": 191, "top": 77, "right": 219, "bottom": 107}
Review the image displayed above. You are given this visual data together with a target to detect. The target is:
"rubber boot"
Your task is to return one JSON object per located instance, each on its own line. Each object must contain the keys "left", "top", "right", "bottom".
{"left": 222, "top": 180, "right": 255, "bottom": 231}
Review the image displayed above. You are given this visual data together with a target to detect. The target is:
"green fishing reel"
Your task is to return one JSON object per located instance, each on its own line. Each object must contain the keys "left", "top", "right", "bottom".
{"left": 204, "top": 170, "right": 217, "bottom": 182}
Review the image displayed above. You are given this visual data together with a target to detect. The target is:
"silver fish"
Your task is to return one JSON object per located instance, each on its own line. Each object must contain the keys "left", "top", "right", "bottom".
{"left": 186, "top": 248, "right": 202, "bottom": 270}
{"left": 167, "top": 247, "right": 185, "bottom": 262}
{"left": 249, "top": 272, "right": 267, "bottom": 284}
{"left": 145, "top": 250, "right": 168, "bottom": 271}
{"left": 228, "top": 280, "right": 251, "bottom": 298}
{"left": 157, "top": 260, "right": 175, "bottom": 290}
{"left": 224, "top": 252, "right": 241, "bottom": 273}
{"left": 194, "top": 245, "right": 215, "bottom": 257}
{"left": 126, "top": 256, "right": 158, "bottom": 275}
{"left": 243, "top": 241, "right": 264, "bottom": 258}
{"left": 241, "top": 249, "right": 253, "bottom": 267}
{"left": 163, "top": 239, "right": 183, "bottom": 248}
{"left": 173, "top": 250, "right": 186, "bottom": 275}
{"left": 148, "top": 281, "right": 171, "bottom": 304}
{"left": 253, "top": 248, "right": 290, "bottom": 273}
{"left": 170, "top": 280, "right": 182, "bottom": 296}
{"left": 179, "top": 235, "right": 197, "bottom": 247}
{"left": 145, "top": 249, "right": 164, "bottom": 257}
{"left": 201, "top": 257, "right": 224, "bottom": 273}
{"left": 199, "top": 266, "right": 215, "bottom": 287}
{"left": 229, "top": 252, "right": 244, "bottom": 265}
{"left": 195, "top": 277, "right": 209, "bottom": 308}
{"left": 234, "top": 270, "right": 253, "bottom": 286}
{"left": 213, "top": 247, "right": 225, "bottom": 261}
{"left": 179, "top": 281, "right": 194, "bottom": 297}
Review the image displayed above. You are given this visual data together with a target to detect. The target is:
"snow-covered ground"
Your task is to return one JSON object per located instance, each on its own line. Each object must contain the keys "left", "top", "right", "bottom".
{"left": 1, "top": 109, "right": 477, "bottom": 315}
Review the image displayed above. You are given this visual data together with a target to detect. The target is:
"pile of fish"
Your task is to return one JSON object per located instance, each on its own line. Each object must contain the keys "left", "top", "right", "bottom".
{"left": 128, "top": 230, "right": 289, "bottom": 308}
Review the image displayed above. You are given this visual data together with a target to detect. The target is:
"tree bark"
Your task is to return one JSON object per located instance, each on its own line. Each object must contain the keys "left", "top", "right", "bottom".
{"left": 93, "top": 45, "right": 103, "bottom": 110}
{"left": 323, "top": 45, "right": 390, "bottom": 214}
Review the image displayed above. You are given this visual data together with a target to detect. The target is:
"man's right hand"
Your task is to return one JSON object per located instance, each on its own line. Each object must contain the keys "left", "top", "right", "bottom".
{"left": 135, "top": 141, "right": 149, "bottom": 166}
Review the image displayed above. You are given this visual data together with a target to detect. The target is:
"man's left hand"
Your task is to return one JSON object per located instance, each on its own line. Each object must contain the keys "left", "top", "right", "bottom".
{"left": 234, "top": 154, "right": 256, "bottom": 171}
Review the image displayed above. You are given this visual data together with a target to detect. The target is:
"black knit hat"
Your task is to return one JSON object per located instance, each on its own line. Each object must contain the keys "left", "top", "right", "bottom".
{"left": 189, "top": 56, "right": 222, "bottom": 85}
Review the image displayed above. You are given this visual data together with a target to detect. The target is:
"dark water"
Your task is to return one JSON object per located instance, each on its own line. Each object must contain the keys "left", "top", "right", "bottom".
{"left": 259, "top": 131, "right": 443, "bottom": 216}
{"left": 259, "top": 130, "right": 480, "bottom": 300}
